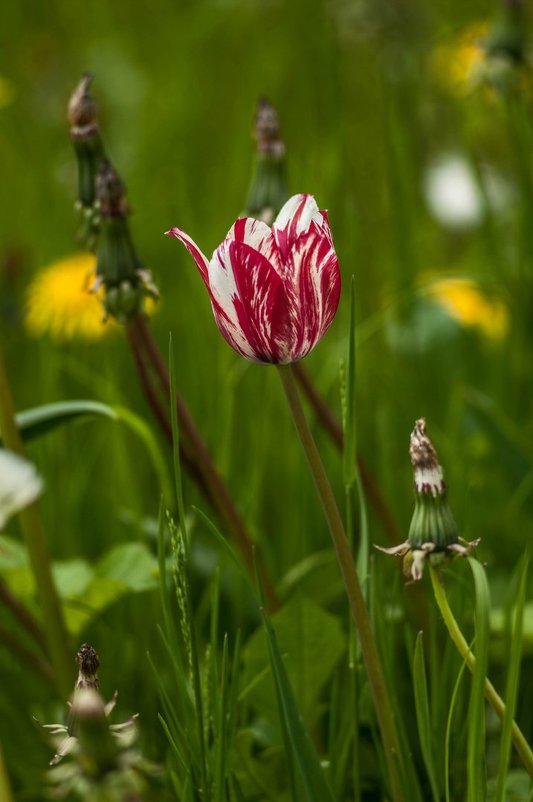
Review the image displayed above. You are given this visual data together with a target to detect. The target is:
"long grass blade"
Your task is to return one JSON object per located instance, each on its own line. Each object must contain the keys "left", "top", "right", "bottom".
{"left": 467, "top": 558, "right": 490, "bottom": 802}
{"left": 412, "top": 631, "right": 440, "bottom": 802}
{"left": 494, "top": 552, "right": 530, "bottom": 802}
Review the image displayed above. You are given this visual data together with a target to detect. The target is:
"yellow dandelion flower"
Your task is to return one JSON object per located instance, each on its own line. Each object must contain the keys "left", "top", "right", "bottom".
{"left": 426, "top": 277, "right": 509, "bottom": 340}
{"left": 431, "top": 22, "right": 489, "bottom": 97}
{"left": 25, "top": 253, "right": 116, "bottom": 342}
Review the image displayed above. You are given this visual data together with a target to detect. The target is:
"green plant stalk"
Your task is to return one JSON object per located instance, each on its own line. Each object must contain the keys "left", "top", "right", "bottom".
{"left": 0, "top": 350, "right": 71, "bottom": 697}
{"left": 429, "top": 565, "right": 533, "bottom": 778}
{"left": 277, "top": 363, "right": 404, "bottom": 802}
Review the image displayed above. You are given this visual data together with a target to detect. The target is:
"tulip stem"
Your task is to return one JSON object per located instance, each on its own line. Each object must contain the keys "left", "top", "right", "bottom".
{"left": 0, "top": 349, "right": 72, "bottom": 698}
{"left": 429, "top": 565, "right": 533, "bottom": 777}
{"left": 277, "top": 363, "right": 405, "bottom": 802}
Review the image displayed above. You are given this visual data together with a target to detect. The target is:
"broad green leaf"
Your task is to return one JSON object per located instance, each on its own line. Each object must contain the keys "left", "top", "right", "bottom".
{"left": 96, "top": 542, "right": 158, "bottom": 592}
{"left": 242, "top": 596, "right": 345, "bottom": 727}
{"left": 52, "top": 558, "right": 93, "bottom": 598}
{"left": 63, "top": 576, "right": 127, "bottom": 635}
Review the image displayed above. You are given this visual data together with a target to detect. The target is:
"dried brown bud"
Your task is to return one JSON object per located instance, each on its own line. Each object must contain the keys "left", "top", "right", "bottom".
{"left": 95, "top": 159, "right": 129, "bottom": 218}
{"left": 254, "top": 97, "right": 285, "bottom": 157}
{"left": 68, "top": 74, "right": 98, "bottom": 138}
{"left": 409, "top": 418, "right": 445, "bottom": 496}
{"left": 76, "top": 643, "right": 100, "bottom": 691}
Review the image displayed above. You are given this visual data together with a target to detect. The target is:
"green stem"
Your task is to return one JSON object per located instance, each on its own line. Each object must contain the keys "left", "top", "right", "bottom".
{"left": 0, "top": 350, "right": 71, "bottom": 697}
{"left": 429, "top": 565, "right": 533, "bottom": 778}
{"left": 277, "top": 363, "right": 404, "bottom": 802}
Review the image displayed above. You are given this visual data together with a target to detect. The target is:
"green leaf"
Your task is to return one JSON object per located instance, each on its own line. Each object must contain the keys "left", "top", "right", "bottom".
{"left": 260, "top": 606, "right": 336, "bottom": 802}
{"left": 63, "top": 576, "right": 127, "bottom": 635}
{"left": 12, "top": 400, "right": 172, "bottom": 506}
{"left": 96, "top": 542, "right": 158, "bottom": 592}
{"left": 52, "top": 559, "right": 93, "bottom": 598}
{"left": 14, "top": 400, "right": 118, "bottom": 442}
{"left": 242, "top": 596, "right": 345, "bottom": 728}
{"left": 412, "top": 632, "right": 440, "bottom": 802}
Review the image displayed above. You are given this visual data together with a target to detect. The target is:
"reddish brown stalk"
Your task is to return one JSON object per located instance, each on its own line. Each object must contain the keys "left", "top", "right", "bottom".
{"left": 291, "top": 362, "right": 401, "bottom": 545}
{"left": 126, "top": 315, "right": 279, "bottom": 610}
{"left": 126, "top": 319, "right": 204, "bottom": 486}
{"left": 0, "top": 579, "right": 47, "bottom": 654}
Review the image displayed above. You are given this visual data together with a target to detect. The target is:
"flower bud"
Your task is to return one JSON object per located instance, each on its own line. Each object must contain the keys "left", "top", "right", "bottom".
{"left": 68, "top": 74, "right": 105, "bottom": 211}
{"left": 94, "top": 160, "right": 158, "bottom": 322}
{"left": 375, "top": 418, "right": 479, "bottom": 581}
{"left": 245, "top": 98, "right": 290, "bottom": 222}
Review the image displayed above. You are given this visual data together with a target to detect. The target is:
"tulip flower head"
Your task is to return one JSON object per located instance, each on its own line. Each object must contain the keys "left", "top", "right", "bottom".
{"left": 166, "top": 194, "right": 341, "bottom": 364}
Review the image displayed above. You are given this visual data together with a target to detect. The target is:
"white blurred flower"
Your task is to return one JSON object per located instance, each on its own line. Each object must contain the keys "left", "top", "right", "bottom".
{"left": 0, "top": 449, "right": 43, "bottom": 529}
{"left": 423, "top": 154, "right": 512, "bottom": 229}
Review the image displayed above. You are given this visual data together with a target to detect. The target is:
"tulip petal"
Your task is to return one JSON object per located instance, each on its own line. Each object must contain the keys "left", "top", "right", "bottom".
{"left": 273, "top": 194, "right": 322, "bottom": 261}
{"left": 165, "top": 227, "right": 210, "bottom": 287}
{"left": 278, "top": 222, "right": 341, "bottom": 360}
{"left": 209, "top": 240, "right": 290, "bottom": 362}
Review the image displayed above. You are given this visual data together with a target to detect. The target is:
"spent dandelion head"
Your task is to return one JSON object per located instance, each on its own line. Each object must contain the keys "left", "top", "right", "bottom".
{"left": 25, "top": 253, "right": 116, "bottom": 342}
{"left": 37, "top": 643, "right": 138, "bottom": 768}
{"left": 375, "top": 418, "right": 480, "bottom": 581}
{"left": 166, "top": 193, "right": 341, "bottom": 364}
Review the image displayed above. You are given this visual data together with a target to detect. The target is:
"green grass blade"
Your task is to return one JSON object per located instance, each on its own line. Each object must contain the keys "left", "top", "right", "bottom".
{"left": 260, "top": 607, "right": 336, "bottom": 802}
{"left": 13, "top": 399, "right": 118, "bottom": 441}
{"left": 412, "top": 631, "right": 440, "bottom": 802}
{"left": 343, "top": 276, "right": 357, "bottom": 489}
{"left": 494, "top": 552, "right": 530, "bottom": 802}
{"left": 467, "top": 558, "right": 491, "bottom": 802}
{"left": 444, "top": 645, "right": 470, "bottom": 802}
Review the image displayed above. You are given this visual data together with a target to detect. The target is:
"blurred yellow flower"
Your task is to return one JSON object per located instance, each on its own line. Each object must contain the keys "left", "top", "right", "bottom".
{"left": 25, "top": 253, "right": 115, "bottom": 341}
{"left": 426, "top": 277, "right": 509, "bottom": 340}
{"left": 431, "top": 22, "right": 489, "bottom": 97}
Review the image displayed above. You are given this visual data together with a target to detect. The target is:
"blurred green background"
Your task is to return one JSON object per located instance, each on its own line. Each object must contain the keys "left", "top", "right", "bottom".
{"left": 1, "top": 0, "right": 533, "bottom": 798}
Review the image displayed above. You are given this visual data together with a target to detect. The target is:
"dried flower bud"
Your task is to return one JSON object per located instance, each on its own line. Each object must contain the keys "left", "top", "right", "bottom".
{"left": 375, "top": 418, "right": 480, "bottom": 581}
{"left": 68, "top": 74, "right": 98, "bottom": 138}
{"left": 68, "top": 74, "right": 105, "bottom": 216}
{"left": 95, "top": 159, "right": 129, "bottom": 219}
{"left": 245, "top": 98, "right": 289, "bottom": 219}
{"left": 409, "top": 418, "right": 445, "bottom": 496}
{"left": 93, "top": 161, "right": 158, "bottom": 322}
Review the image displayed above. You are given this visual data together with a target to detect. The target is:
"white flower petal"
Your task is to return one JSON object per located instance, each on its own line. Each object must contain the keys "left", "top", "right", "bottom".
{"left": 0, "top": 449, "right": 43, "bottom": 529}
{"left": 273, "top": 194, "right": 321, "bottom": 239}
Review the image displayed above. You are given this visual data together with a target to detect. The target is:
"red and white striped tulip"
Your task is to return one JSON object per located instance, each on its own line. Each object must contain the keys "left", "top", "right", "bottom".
{"left": 166, "top": 194, "right": 341, "bottom": 364}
